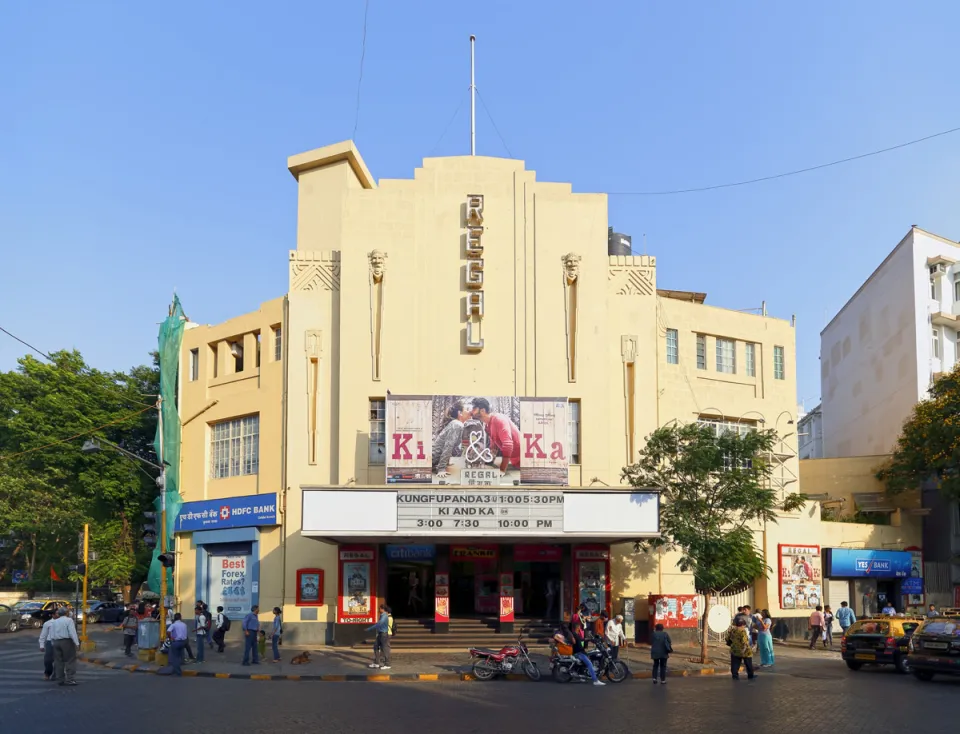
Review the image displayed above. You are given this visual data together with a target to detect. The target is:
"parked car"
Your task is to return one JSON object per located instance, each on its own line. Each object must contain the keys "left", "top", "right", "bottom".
{"left": 79, "top": 601, "right": 126, "bottom": 624}
{"left": 13, "top": 600, "right": 72, "bottom": 629}
{"left": 908, "top": 613, "right": 960, "bottom": 682}
{"left": 841, "top": 616, "right": 922, "bottom": 674}
{"left": 0, "top": 604, "right": 22, "bottom": 633}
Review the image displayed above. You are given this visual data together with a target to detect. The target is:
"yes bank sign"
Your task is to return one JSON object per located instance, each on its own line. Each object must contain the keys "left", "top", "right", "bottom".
{"left": 824, "top": 548, "right": 912, "bottom": 579}
{"left": 175, "top": 493, "right": 279, "bottom": 532}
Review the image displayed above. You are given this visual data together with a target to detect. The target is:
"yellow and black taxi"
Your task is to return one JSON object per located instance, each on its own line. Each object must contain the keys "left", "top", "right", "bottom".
{"left": 908, "top": 611, "right": 960, "bottom": 682}
{"left": 841, "top": 615, "right": 923, "bottom": 674}
{"left": 12, "top": 600, "right": 72, "bottom": 629}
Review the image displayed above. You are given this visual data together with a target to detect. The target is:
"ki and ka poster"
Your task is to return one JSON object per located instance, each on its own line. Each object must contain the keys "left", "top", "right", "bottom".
{"left": 209, "top": 555, "right": 252, "bottom": 615}
{"left": 386, "top": 395, "right": 570, "bottom": 486}
{"left": 779, "top": 544, "right": 823, "bottom": 610}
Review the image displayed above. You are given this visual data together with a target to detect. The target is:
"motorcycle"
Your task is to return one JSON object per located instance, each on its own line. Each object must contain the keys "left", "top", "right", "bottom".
{"left": 550, "top": 635, "right": 629, "bottom": 683}
{"left": 469, "top": 632, "right": 542, "bottom": 681}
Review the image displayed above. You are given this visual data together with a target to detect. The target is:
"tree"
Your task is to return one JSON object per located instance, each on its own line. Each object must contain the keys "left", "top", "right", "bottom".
{"left": 0, "top": 350, "right": 159, "bottom": 599}
{"left": 622, "top": 422, "right": 806, "bottom": 663}
{"left": 877, "top": 364, "right": 960, "bottom": 499}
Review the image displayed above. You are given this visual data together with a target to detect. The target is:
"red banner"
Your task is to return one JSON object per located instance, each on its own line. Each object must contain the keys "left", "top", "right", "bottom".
{"left": 435, "top": 573, "right": 450, "bottom": 623}
{"left": 515, "top": 545, "right": 562, "bottom": 563}
{"left": 499, "top": 573, "right": 515, "bottom": 623}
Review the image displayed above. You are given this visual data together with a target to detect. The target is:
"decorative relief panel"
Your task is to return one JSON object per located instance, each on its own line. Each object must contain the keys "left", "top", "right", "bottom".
{"left": 608, "top": 255, "right": 656, "bottom": 296}
{"left": 290, "top": 251, "right": 341, "bottom": 292}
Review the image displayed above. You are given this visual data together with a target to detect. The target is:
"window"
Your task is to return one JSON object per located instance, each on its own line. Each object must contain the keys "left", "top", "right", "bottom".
{"left": 954, "top": 276, "right": 960, "bottom": 303}
{"left": 774, "top": 345, "right": 785, "bottom": 380}
{"left": 932, "top": 328, "right": 940, "bottom": 359}
{"left": 568, "top": 400, "right": 581, "bottom": 464}
{"left": 369, "top": 399, "right": 386, "bottom": 465}
{"left": 931, "top": 279, "right": 938, "bottom": 300}
{"left": 189, "top": 349, "right": 199, "bottom": 382}
{"left": 698, "top": 417, "right": 755, "bottom": 470}
{"left": 273, "top": 326, "right": 282, "bottom": 362}
{"left": 696, "top": 334, "right": 706, "bottom": 370}
{"left": 665, "top": 329, "right": 679, "bottom": 364}
{"left": 716, "top": 338, "right": 736, "bottom": 374}
{"left": 210, "top": 415, "right": 259, "bottom": 479}
{"left": 745, "top": 342, "right": 756, "bottom": 377}
{"left": 210, "top": 344, "right": 218, "bottom": 378}
{"left": 255, "top": 332, "right": 261, "bottom": 368}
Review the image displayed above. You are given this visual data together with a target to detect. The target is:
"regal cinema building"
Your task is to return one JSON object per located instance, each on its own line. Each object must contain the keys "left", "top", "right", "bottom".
{"left": 172, "top": 141, "right": 922, "bottom": 645}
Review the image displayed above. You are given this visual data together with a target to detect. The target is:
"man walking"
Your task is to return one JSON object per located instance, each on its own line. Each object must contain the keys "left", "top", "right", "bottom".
{"left": 241, "top": 605, "right": 261, "bottom": 666}
{"left": 121, "top": 606, "right": 139, "bottom": 657}
{"left": 168, "top": 613, "right": 188, "bottom": 676}
{"left": 194, "top": 604, "right": 208, "bottom": 663}
{"left": 49, "top": 607, "right": 80, "bottom": 686}
{"left": 366, "top": 604, "right": 392, "bottom": 670}
{"left": 836, "top": 601, "right": 856, "bottom": 635}
{"left": 213, "top": 605, "right": 228, "bottom": 652}
{"left": 38, "top": 615, "right": 56, "bottom": 680}
{"left": 808, "top": 605, "right": 826, "bottom": 649}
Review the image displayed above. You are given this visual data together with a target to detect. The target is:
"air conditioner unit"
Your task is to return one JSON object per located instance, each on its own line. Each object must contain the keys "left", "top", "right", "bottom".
{"left": 930, "top": 263, "right": 947, "bottom": 276}
{"left": 229, "top": 342, "right": 243, "bottom": 359}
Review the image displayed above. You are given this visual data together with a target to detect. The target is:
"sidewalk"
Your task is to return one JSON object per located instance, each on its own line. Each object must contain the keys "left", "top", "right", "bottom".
{"left": 78, "top": 630, "right": 729, "bottom": 682}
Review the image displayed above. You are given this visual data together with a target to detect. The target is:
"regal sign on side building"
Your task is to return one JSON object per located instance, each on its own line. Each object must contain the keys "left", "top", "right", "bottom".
{"left": 386, "top": 395, "right": 570, "bottom": 486}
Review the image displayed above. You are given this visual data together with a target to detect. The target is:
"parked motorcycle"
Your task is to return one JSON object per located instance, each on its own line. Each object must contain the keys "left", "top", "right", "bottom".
{"left": 550, "top": 635, "right": 629, "bottom": 683}
{"left": 469, "top": 632, "right": 542, "bottom": 681}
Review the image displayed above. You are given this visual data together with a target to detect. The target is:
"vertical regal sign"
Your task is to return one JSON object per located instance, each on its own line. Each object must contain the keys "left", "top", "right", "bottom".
{"left": 465, "top": 194, "right": 484, "bottom": 351}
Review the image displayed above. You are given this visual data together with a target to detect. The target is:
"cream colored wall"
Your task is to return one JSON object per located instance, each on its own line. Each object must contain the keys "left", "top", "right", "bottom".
{"left": 176, "top": 299, "right": 285, "bottom": 615}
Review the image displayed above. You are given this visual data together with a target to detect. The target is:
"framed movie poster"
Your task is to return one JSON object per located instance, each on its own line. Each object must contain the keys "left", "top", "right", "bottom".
{"left": 779, "top": 544, "right": 822, "bottom": 610}
{"left": 296, "top": 568, "right": 324, "bottom": 607}
{"left": 337, "top": 547, "right": 377, "bottom": 624}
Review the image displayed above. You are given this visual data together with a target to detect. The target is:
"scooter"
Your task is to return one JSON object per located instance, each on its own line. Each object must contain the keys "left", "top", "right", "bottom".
{"left": 469, "top": 631, "right": 542, "bottom": 681}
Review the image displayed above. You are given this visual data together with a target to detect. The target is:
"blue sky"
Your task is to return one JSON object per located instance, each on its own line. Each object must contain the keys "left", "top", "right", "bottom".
{"left": 2, "top": 1, "right": 959, "bottom": 409}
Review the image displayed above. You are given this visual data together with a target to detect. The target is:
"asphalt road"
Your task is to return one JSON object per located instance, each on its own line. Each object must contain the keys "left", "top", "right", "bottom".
{"left": 1, "top": 630, "right": 956, "bottom": 733}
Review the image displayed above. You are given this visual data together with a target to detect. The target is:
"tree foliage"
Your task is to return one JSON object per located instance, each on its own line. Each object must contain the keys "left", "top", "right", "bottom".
{"left": 877, "top": 364, "right": 960, "bottom": 499}
{"left": 0, "top": 350, "right": 159, "bottom": 596}
{"left": 623, "top": 422, "right": 806, "bottom": 593}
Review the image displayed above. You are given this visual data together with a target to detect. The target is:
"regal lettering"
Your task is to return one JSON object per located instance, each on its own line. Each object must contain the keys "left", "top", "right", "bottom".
{"left": 464, "top": 194, "right": 485, "bottom": 351}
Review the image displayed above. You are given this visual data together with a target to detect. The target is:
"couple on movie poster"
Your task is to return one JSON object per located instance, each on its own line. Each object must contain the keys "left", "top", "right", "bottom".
{"left": 386, "top": 395, "right": 569, "bottom": 486}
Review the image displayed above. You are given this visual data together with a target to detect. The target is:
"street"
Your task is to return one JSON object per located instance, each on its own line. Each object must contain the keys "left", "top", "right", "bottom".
{"left": 1, "top": 630, "right": 957, "bottom": 733}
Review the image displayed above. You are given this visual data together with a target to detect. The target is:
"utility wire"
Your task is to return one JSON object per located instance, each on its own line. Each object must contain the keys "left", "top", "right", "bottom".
{"left": 429, "top": 92, "right": 467, "bottom": 156}
{"left": 608, "top": 124, "right": 960, "bottom": 196}
{"left": 352, "top": 0, "right": 370, "bottom": 139}
{"left": 0, "top": 325, "right": 156, "bottom": 408}
{"left": 0, "top": 404, "right": 156, "bottom": 462}
{"left": 476, "top": 88, "right": 513, "bottom": 158}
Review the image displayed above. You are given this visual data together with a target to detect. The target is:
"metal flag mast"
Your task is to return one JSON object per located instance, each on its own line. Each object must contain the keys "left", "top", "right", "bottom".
{"left": 470, "top": 34, "right": 476, "bottom": 156}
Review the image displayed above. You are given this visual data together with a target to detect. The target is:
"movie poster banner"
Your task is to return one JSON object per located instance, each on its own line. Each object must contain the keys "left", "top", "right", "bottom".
{"left": 386, "top": 395, "right": 570, "bottom": 486}
{"left": 779, "top": 544, "right": 823, "bottom": 610}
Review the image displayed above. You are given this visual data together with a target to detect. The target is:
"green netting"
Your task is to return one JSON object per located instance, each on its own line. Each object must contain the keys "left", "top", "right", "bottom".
{"left": 147, "top": 295, "right": 185, "bottom": 593}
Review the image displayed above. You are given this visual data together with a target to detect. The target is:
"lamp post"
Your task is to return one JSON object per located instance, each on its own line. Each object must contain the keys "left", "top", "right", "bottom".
{"left": 81, "top": 395, "right": 169, "bottom": 642}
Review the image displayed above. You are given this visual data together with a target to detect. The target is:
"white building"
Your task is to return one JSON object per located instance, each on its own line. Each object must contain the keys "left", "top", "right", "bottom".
{"left": 820, "top": 226, "right": 959, "bottom": 458}
{"left": 797, "top": 403, "right": 823, "bottom": 459}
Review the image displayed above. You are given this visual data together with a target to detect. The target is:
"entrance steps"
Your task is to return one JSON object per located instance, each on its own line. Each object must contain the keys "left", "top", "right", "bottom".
{"left": 352, "top": 617, "right": 560, "bottom": 650}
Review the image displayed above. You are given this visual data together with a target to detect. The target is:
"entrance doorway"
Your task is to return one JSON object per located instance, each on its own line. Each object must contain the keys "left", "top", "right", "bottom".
{"left": 385, "top": 545, "right": 436, "bottom": 618}
{"left": 450, "top": 560, "right": 499, "bottom": 615}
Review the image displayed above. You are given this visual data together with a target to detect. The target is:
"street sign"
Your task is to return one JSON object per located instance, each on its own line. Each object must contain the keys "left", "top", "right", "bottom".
{"left": 12, "top": 570, "right": 28, "bottom": 584}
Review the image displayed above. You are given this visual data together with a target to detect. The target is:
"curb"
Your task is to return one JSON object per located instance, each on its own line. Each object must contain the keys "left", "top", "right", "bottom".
{"left": 79, "top": 655, "right": 723, "bottom": 682}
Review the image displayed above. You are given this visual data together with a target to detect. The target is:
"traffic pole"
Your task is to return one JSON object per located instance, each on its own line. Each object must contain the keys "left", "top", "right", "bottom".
{"left": 158, "top": 396, "right": 167, "bottom": 643}
{"left": 81, "top": 523, "right": 89, "bottom": 643}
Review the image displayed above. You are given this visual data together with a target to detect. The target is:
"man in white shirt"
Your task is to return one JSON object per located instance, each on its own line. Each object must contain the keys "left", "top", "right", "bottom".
{"left": 167, "top": 613, "right": 189, "bottom": 677}
{"left": 48, "top": 607, "right": 80, "bottom": 686}
{"left": 605, "top": 614, "right": 626, "bottom": 660}
{"left": 38, "top": 616, "right": 57, "bottom": 680}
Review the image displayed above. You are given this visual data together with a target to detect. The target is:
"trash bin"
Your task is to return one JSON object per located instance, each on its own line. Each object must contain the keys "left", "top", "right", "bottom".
{"left": 138, "top": 618, "right": 160, "bottom": 650}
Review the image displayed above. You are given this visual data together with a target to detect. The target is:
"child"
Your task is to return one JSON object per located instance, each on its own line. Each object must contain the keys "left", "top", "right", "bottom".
{"left": 257, "top": 630, "right": 267, "bottom": 660}
{"left": 649, "top": 622, "right": 673, "bottom": 684}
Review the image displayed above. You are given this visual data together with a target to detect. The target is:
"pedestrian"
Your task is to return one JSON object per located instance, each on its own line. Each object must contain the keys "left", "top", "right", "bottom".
{"left": 741, "top": 605, "right": 759, "bottom": 646}
{"left": 194, "top": 604, "right": 208, "bottom": 663}
{"left": 571, "top": 604, "right": 587, "bottom": 641}
{"left": 836, "top": 601, "right": 856, "bottom": 635}
{"left": 733, "top": 606, "right": 747, "bottom": 627}
{"left": 808, "top": 605, "right": 825, "bottom": 649}
{"left": 258, "top": 630, "right": 267, "bottom": 659}
{"left": 927, "top": 604, "right": 940, "bottom": 618}
{"left": 366, "top": 603, "right": 392, "bottom": 670}
{"left": 605, "top": 614, "right": 626, "bottom": 660}
{"left": 168, "top": 613, "right": 188, "bottom": 677}
{"left": 823, "top": 605, "right": 835, "bottom": 648}
{"left": 197, "top": 600, "right": 214, "bottom": 649}
{"left": 560, "top": 622, "right": 605, "bottom": 686}
{"left": 241, "top": 605, "right": 261, "bottom": 666}
{"left": 750, "top": 607, "right": 764, "bottom": 648}
{"left": 49, "top": 607, "right": 80, "bottom": 686}
{"left": 726, "top": 618, "right": 756, "bottom": 681}
{"left": 881, "top": 600, "right": 896, "bottom": 615}
{"left": 757, "top": 610, "right": 775, "bottom": 668}
{"left": 213, "top": 605, "right": 228, "bottom": 652}
{"left": 38, "top": 615, "right": 56, "bottom": 680}
{"left": 121, "top": 606, "right": 139, "bottom": 657}
{"left": 270, "top": 607, "right": 283, "bottom": 663}
{"left": 649, "top": 622, "right": 673, "bottom": 684}
{"left": 861, "top": 589, "right": 874, "bottom": 616}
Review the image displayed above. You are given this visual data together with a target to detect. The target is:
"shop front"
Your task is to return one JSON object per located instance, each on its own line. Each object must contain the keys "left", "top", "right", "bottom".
{"left": 174, "top": 493, "right": 279, "bottom": 617}
{"left": 823, "top": 547, "right": 916, "bottom": 616}
{"left": 303, "top": 486, "right": 658, "bottom": 645}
